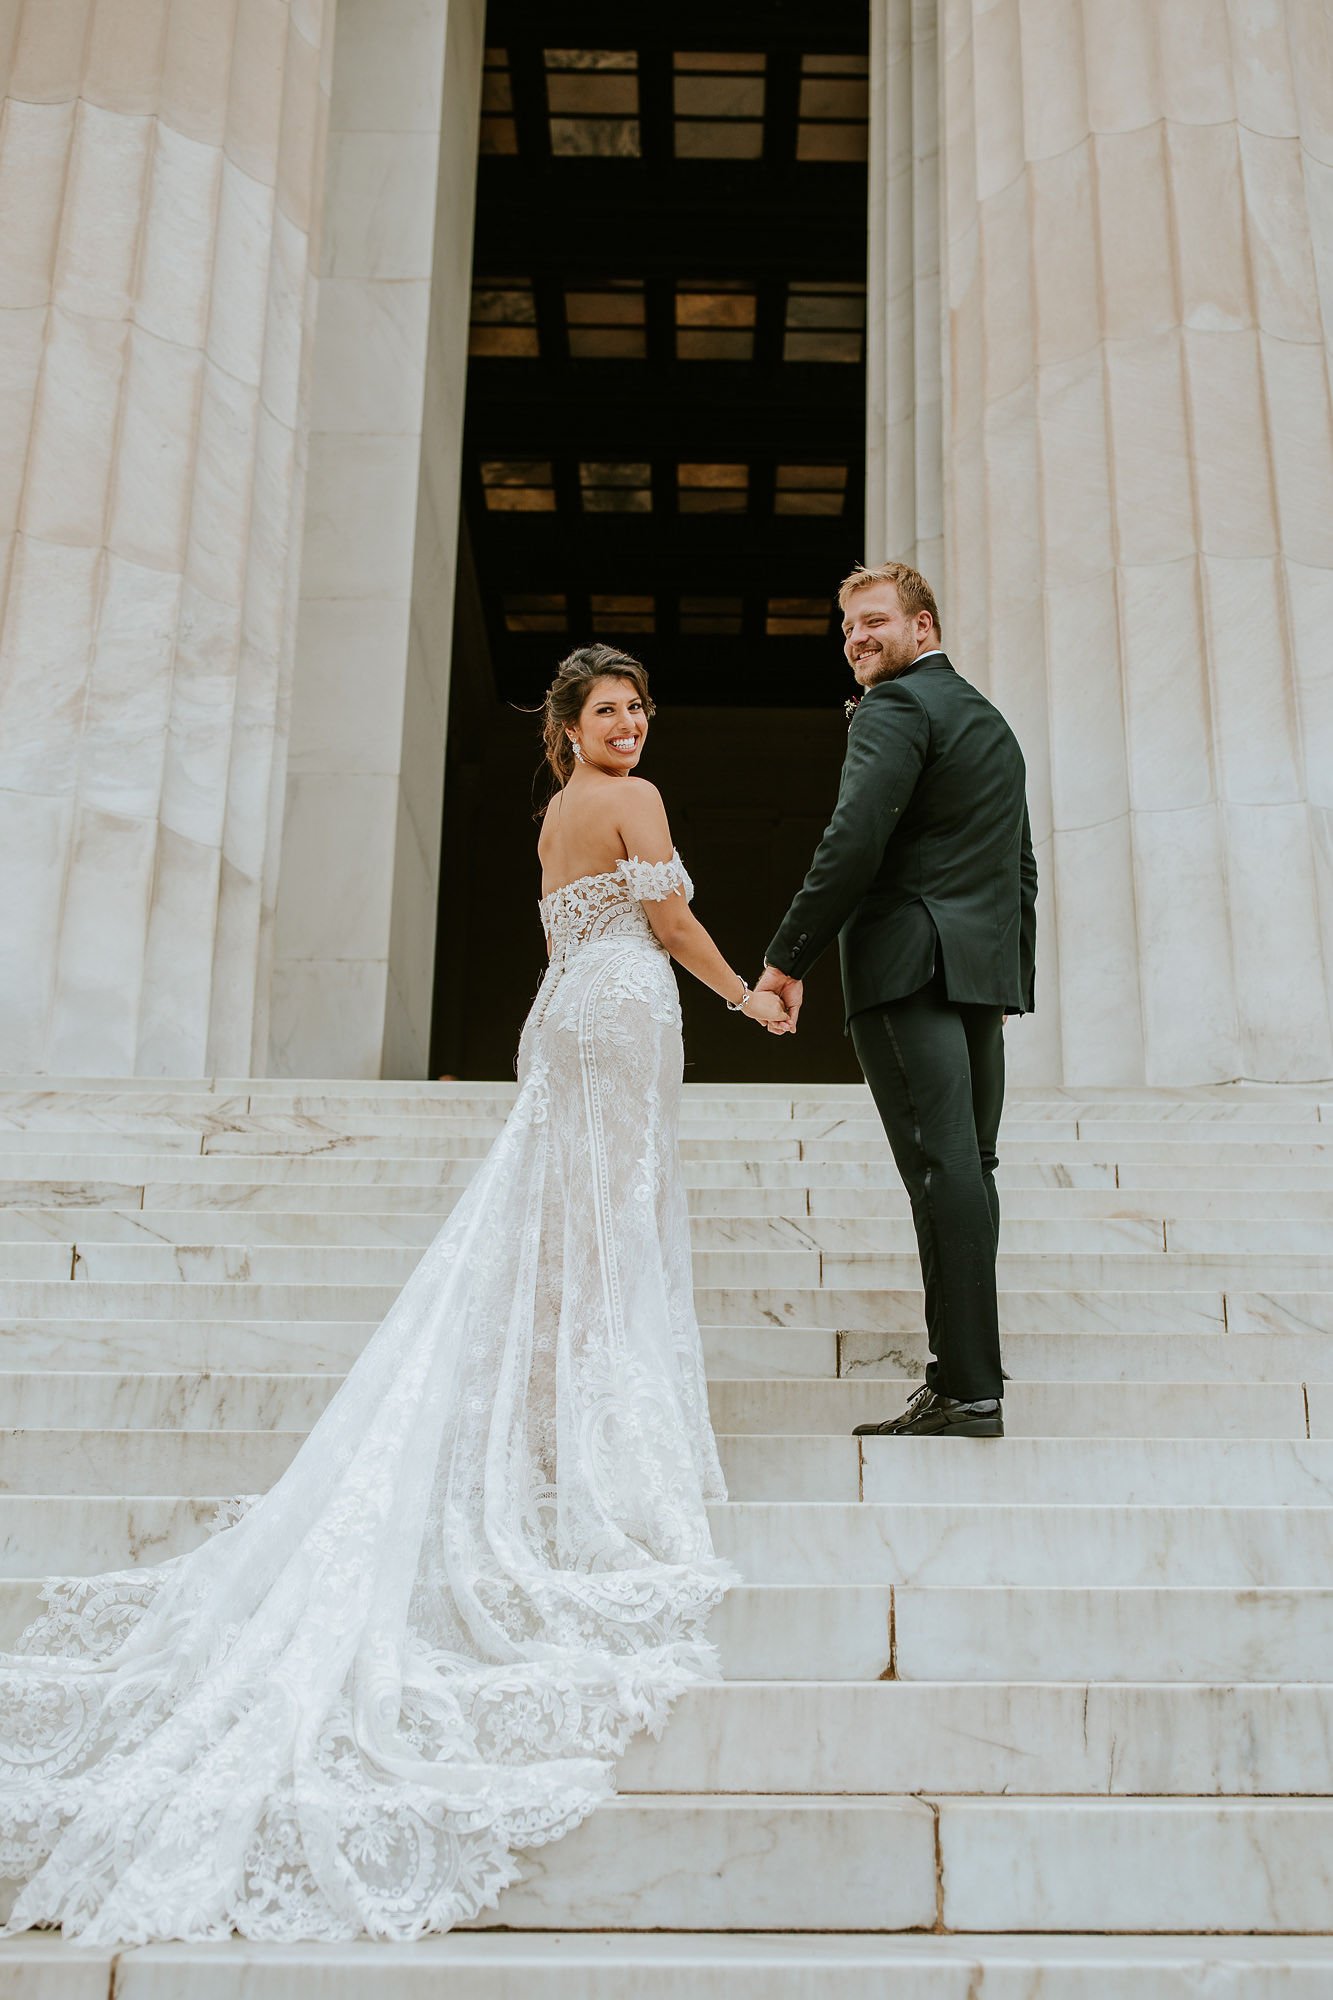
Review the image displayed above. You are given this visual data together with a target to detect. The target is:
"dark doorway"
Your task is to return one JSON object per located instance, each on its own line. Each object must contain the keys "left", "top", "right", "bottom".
{"left": 432, "top": 0, "right": 870, "bottom": 1083}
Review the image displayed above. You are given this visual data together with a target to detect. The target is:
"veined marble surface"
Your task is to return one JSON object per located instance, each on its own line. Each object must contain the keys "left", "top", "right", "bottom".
{"left": 0, "top": 1371, "right": 1315, "bottom": 1442}
{"left": 708, "top": 1500, "right": 1333, "bottom": 1589}
{"left": 1, "top": 1079, "right": 1332, "bottom": 1957}
{"left": 9, "top": 1493, "right": 1328, "bottom": 1589}
{"left": 467, "top": 1796, "right": 938, "bottom": 1932}
{"left": 894, "top": 1585, "right": 1333, "bottom": 1686}
{"left": 937, "top": 1800, "right": 1333, "bottom": 1932}
{"left": 12, "top": 1931, "right": 1333, "bottom": 1999}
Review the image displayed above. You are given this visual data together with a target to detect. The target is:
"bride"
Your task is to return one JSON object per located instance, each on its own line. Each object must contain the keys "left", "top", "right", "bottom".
{"left": 0, "top": 644, "right": 790, "bottom": 1944}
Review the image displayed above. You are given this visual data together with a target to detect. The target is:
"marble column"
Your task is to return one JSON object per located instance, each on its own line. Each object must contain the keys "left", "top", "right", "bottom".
{"left": 267, "top": 0, "right": 484, "bottom": 1078}
{"left": 0, "top": 0, "right": 335, "bottom": 1076}
{"left": 867, "top": 0, "right": 944, "bottom": 582}
{"left": 877, "top": 0, "right": 1333, "bottom": 1085}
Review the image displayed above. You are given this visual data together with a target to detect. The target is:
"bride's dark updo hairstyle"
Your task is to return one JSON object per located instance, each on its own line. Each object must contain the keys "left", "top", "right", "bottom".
{"left": 541, "top": 643, "right": 656, "bottom": 786}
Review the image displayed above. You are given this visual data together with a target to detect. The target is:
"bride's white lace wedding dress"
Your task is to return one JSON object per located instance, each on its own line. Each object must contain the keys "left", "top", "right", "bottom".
{"left": 1, "top": 851, "right": 732, "bottom": 1944}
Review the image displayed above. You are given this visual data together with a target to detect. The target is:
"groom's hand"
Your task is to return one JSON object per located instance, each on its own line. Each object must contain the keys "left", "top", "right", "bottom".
{"left": 756, "top": 965, "right": 803, "bottom": 1033}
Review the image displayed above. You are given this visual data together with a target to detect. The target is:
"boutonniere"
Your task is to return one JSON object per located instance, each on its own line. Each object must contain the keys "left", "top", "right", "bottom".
{"left": 843, "top": 694, "right": 861, "bottom": 726}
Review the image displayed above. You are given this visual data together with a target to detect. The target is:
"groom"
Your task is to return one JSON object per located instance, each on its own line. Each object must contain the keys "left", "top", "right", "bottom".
{"left": 757, "top": 561, "right": 1036, "bottom": 1439}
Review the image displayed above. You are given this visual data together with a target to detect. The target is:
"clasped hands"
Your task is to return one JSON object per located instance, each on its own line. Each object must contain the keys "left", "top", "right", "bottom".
{"left": 747, "top": 965, "right": 803, "bottom": 1037}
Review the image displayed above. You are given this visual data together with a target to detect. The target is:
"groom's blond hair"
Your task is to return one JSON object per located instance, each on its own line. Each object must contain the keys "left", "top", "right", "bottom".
{"left": 839, "top": 561, "right": 941, "bottom": 638}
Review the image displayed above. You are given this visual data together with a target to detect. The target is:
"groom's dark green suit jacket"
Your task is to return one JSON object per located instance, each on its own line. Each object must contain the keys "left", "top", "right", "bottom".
{"left": 765, "top": 653, "right": 1037, "bottom": 1021}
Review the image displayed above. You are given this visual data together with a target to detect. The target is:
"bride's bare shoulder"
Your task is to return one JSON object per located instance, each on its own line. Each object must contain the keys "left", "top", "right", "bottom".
{"left": 616, "top": 775, "right": 670, "bottom": 830}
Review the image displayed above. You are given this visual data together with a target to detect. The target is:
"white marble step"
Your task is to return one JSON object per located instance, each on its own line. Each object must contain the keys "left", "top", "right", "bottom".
{"left": 477, "top": 1795, "right": 1333, "bottom": 1932}
{"left": 698, "top": 1289, "right": 1330, "bottom": 1335}
{"left": 741, "top": 1426, "right": 1333, "bottom": 1491}
{"left": 3, "top": 1576, "right": 1327, "bottom": 1686}
{"left": 832, "top": 1327, "right": 1333, "bottom": 1385}
{"left": 4, "top": 1097, "right": 1322, "bottom": 1135}
{"left": 7, "top": 1495, "right": 1329, "bottom": 1585}
{"left": 6, "top": 1317, "right": 1333, "bottom": 1386}
{"left": 893, "top": 1586, "right": 1333, "bottom": 1683}
{"left": 215, "top": 1132, "right": 1333, "bottom": 1159}
{"left": 0, "top": 1208, "right": 1209, "bottom": 1252}
{"left": 0, "top": 1112, "right": 1099, "bottom": 1145}
{"left": 0, "top": 1169, "right": 1128, "bottom": 1210}
{"left": 814, "top": 1251, "right": 1330, "bottom": 1291}
{"left": 12, "top": 1933, "right": 1333, "bottom": 2000}
{"left": 0, "top": 1070, "right": 1250, "bottom": 1103}
{"left": 4, "top": 1091, "right": 1323, "bottom": 1126}
{"left": 710, "top": 1501, "right": 1333, "bottom": 1587}
{"left": 9, "top": 1178, "right": 1333, "bottom": 1220}
{"left": 810, "top": 1184, "right": 1333, "bottom": 1215}
{"left": 252, "top": 1082, "right": 1331, "bottom": 1102}
{"left": 6, "top": 1429, "right": 1332, "bottom": 1506}
{"left": 851, "top": 1437, "right": 1333, "bottom": 1504}
{"left": 740, "top": 1216, "right": 1333, "bottom": 1257}
{"left": 11, "top": 1244, "right": 843, "bottom": 1286}
{"left": 7, "top": 1070, "right": 1318, "bottom": 1096}
{"left": 0, "top": 1576, "right": 892, "bottom": 1679}
{"left": 5, "top": 1242, "right": 1324, "bottom": 1293}
{"left": 4, "top": 1135, "right": 1333, "bottom": 1174}
{"left": 96, "top": 1789, "right": 1332, "bottom": 1936}
{"left": 2, "top": 1197, "right": 1331, "bottom": 1243}
{"left": 709, "top": 1378, "right": 1312, "bottom": 1439}
{"left": 17, "top": 1795, "right": 937, "bottom": 1932}
{"left": 0, "top": 1789, "right": 1263, "bottom": 1935}
{"left": 9, "top": 1154, "right": 1333, "bottom": 1195}
{"left": 0, "top": 1369, "right": 1310, "bottom": 1440}
{"left": 6, "top": 1280, "right": 1328, "bottom": 1337}
{"left": 1, "top": 1658, "right": 1324, "bottom": 1795}
{"left": 617, "top": 1680, "right": 1333, "bottom": 1793}
{"left": 10, "top": 1201, "right": 1333, "bottom": 1256}
{"left": 933, "top": 1798, "right": 1333, "bottom": 1932}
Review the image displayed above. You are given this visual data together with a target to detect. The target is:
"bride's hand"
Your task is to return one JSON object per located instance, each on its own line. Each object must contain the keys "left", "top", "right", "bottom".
{"left": 743, "top": 989, "right": 791, "bottom": 1031}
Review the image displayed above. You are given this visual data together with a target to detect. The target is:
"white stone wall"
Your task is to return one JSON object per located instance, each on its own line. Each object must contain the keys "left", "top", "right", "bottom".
{"left": 0, "top": 0, "right": 335, "bottom": 1076}
{"left": 268, "top": 0, "right": 484, "bottom": 1079}
{"left": 926, "top": 0, "right": 1333, "bottom": 1086}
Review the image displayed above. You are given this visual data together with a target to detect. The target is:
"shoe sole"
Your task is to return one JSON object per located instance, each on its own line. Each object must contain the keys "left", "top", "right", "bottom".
{"left": 853, "top": 1419, "right": 1005, "bottom": 1438}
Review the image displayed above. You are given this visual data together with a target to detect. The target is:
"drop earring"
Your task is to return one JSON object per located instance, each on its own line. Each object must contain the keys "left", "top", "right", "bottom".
{"left": 569, "top": 738, "right": 586, "bottom": 766}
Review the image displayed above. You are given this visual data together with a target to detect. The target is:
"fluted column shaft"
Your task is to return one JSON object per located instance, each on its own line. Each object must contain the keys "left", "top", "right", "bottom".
{"left": 0, "top": 0, "right": 333, "bottom": 1075}
{"left": 868, "top": 0, "right": 944, "bottom": 576}
{"left": 886, "top": 0, "right": 1333, "bottom": 1084}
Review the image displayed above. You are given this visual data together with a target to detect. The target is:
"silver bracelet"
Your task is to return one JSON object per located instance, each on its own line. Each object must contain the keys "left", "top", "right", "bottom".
{"left": 726, "top": 978, "right": 751, "bottom": 1013}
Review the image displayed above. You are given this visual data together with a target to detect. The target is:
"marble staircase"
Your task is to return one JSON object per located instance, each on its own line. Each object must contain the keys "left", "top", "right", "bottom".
{"left": 2, "top": 1075, "right": 1332, "bottom": 1998}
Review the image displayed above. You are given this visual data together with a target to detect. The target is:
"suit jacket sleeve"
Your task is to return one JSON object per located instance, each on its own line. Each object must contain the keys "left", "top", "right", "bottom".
{"left": 1019, "top": 800, "right": 1038, "bottom": 1012}
{"left": 765, "top": 681, "right": 930, "bottom": 979}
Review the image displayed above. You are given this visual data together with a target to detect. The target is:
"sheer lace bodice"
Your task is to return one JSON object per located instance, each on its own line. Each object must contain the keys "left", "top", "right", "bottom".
{"left": 1, "top": 849, "right": 730, "bottom": 1945}
{"left": 539, "top": 851, "right": 694, "bottom": 962}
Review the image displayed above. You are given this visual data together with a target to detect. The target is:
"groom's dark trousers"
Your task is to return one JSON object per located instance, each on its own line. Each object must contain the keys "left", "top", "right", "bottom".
{"left": 850, "top": 966, "right": 1005, "bottom": 1401}
{"left": 764, "top": 651, "right": 1036, "bottom": 1404}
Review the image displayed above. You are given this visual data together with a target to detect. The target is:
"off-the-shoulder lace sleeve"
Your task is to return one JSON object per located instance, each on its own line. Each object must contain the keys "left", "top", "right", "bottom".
{"left": 615, "top": 850, "right": 694, "bottom": 905}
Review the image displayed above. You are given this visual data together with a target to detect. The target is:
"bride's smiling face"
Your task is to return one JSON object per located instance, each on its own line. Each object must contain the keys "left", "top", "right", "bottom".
{"left": 571, "top": 676, "right": 649, "bottom": 776}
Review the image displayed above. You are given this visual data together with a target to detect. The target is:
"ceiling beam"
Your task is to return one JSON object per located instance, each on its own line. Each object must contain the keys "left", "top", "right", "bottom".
{"left": 485, "top": 0, "right": 869, "bottom": 56}
{"left": 473, "top": 163, "right": 868, "bottom": 276}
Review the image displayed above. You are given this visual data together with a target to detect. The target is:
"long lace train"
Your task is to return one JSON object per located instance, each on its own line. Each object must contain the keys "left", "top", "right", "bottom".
{"left": 0, "top": 852, "right": 733, "bottom": 1943}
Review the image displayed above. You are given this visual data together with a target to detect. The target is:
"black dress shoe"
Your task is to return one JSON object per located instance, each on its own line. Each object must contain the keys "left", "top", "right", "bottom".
{"left": 853, "top": 1385, "right": 1004, "bottom": 1438}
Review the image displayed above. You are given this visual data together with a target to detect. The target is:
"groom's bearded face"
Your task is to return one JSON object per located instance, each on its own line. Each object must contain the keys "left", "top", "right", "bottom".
{"left": 842, "top": 584, "right": 923, "bottom": 686}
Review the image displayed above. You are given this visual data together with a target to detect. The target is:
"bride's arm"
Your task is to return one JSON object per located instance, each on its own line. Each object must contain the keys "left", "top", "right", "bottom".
{"left": 616, "top": 782, "right": 789, "bottom": 1027}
